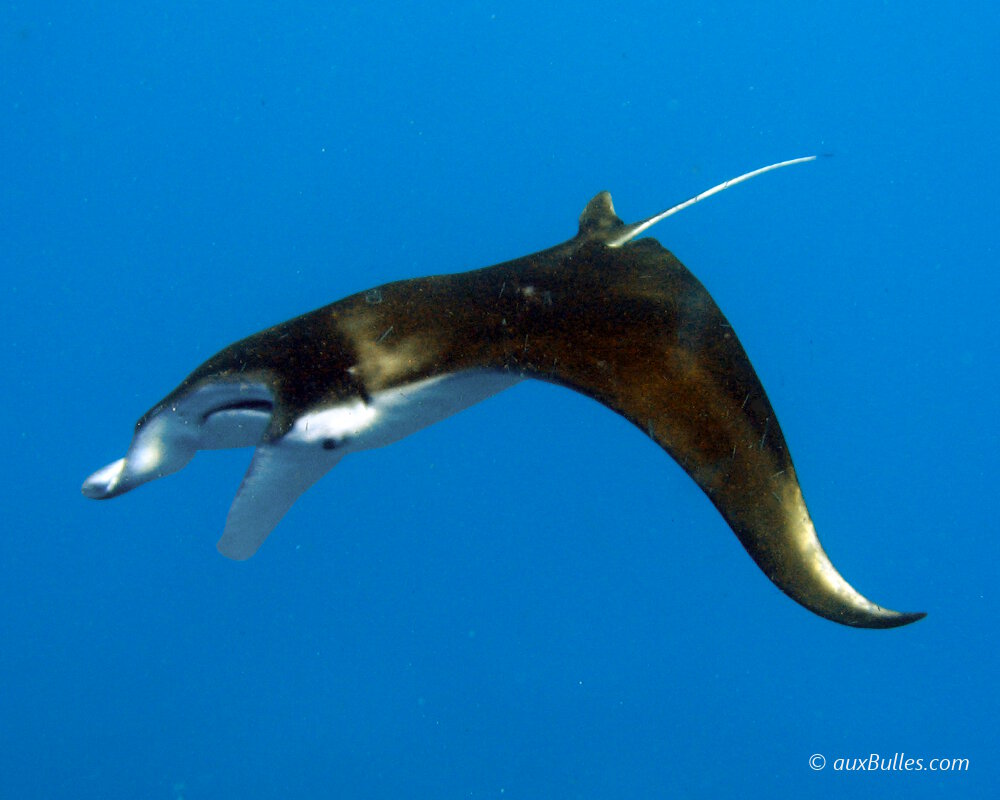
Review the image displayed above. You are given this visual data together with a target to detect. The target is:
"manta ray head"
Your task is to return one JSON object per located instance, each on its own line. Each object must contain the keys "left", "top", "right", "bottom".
{"left": 81, "top": 360, "right": 511, "bottom": 562}
{"left": 81, "top": 380, "right": 276, "bottom": 500}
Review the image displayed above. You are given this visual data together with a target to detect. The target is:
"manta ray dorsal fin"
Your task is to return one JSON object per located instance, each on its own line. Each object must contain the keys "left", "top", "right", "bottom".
{"left": 577, "top": 191, "right": 626, "bottom": 240}
{"left": 605, "top": 155, "right": 819, "bottom": 247}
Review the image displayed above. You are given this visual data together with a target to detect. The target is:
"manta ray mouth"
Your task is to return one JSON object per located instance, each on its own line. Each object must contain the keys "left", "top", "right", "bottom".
{"left": 201, "top": 399, "right": 274, "bottom": 422}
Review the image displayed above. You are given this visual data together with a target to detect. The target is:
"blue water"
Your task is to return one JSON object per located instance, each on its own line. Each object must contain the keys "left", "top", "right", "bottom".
{"left": 2, "top": 2, "right": 996, "bottom": 797}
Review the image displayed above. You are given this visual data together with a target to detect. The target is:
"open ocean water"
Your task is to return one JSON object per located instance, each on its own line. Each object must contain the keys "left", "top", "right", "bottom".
{"left": 2, "top": 2, "right": 996, "bottom": 797}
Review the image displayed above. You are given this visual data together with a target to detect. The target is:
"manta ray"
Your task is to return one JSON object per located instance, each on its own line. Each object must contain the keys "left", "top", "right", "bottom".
{"left": 83, "top": 157, "right": 923, "bottom": 629}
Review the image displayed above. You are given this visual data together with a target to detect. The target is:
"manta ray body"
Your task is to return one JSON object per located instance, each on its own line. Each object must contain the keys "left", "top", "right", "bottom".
{"left": 83, "top": 158, "right": 923, "bottom": 629}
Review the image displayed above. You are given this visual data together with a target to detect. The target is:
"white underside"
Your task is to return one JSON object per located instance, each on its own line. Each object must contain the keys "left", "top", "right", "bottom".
{"left": 288, "top": 371, "right": 523, "bottom": 452}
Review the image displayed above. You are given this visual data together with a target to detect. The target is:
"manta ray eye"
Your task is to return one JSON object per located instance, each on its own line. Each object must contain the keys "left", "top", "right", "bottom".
{"left": 321, "top": 438, "right": 338, "bottom": 450}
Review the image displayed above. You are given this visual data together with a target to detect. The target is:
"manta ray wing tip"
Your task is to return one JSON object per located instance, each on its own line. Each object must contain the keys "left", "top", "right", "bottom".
{"left": 875, "top": 610, "right": 927, "bottom": 629}
{"left": 832, "top": 606, "right": 926, "bottom": 629}
{"left": 216, "top": 536, "right": 258, "bottom": 561}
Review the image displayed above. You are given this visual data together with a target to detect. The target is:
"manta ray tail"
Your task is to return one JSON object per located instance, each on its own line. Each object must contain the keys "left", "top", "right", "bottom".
{"left": 604, "top": 156, "right": 819, "bottom": 247}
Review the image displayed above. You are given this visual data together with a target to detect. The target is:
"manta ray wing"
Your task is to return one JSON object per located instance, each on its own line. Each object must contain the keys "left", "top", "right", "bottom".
{"left": 218, "top": 439, "right": 343, "bottom": 560}
{"left": 506, "top": 233, "right": 922, "bottom": 628}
